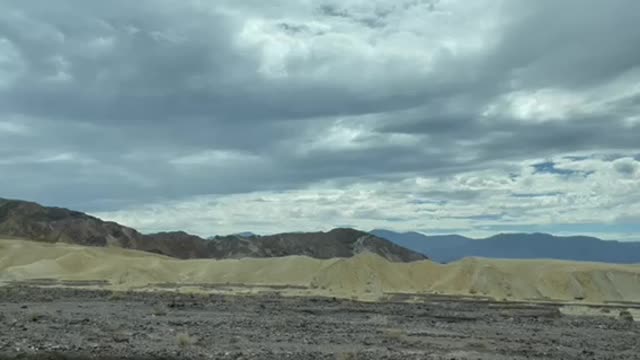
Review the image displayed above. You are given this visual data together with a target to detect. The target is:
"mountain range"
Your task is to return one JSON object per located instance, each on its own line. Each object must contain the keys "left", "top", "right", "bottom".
{"left": 371, "top": 230, "right": 640, "bottom": 264}
{"left": 3, "top": 197, "right": 638, "bottom": 265}
{"left": 0, "top": 198, "right": 426, "bottom": 262}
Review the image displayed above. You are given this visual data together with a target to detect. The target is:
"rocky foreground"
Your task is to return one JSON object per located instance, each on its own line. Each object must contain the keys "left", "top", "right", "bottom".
{"left": 0, "top": 286, "right": 638, "bottom": 360}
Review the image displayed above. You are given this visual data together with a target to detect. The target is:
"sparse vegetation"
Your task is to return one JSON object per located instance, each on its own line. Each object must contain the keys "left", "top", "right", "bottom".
{"left": 380, "top": 327, "right": 421, "bottom": 347}
{"left": 111, "top": 330, "right": 130, "bottom": 343}
{"left": 335, "top": 352, "right": 359, "bottom": 360}
{"left": 468, "top": 341, "right": 489, "bottom": 350}
{"left": 29, "top": 312, "right": 46, "bottom": 322}
{"left": 619, "top": 310, "right": 634, "bottom": 323}
{"left": 152, "top": 304, "right": 168, "bottom": 316}
{"left": 367, "top": 314, "right": 389, "bottom": 326}
{"left": 382, "top": 328, "right": 405, "bottom": 341}
{"left": 109, "top": 290, "right": 125, "bottom": 300}
{"left": 176, "top": 332, "right": 197, "bottom": 348}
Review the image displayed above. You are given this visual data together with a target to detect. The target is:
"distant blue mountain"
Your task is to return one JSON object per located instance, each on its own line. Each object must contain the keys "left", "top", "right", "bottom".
{"left": 371, "top": 230, "right": 640, "bottom": 264}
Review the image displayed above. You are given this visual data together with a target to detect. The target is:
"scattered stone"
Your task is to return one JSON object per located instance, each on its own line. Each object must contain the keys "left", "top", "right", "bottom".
{"left": 112, "top": 332, "right": 131, "bottom": 343}
{"left": 0, "top": 285, "right": 637, "bottom": 359}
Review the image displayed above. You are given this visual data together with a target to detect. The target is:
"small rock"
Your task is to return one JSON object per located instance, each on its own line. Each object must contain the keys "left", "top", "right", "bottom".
{"left": 112, "top": 333, "right": 130, "bottom": 343}
{"left": 69, "top": 318, "right": 91, "bottom": 325}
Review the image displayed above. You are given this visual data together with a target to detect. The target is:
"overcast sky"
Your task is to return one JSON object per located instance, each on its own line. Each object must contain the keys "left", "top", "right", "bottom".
{"left": 1, "top": 0, "right": 639, "bottom": 239}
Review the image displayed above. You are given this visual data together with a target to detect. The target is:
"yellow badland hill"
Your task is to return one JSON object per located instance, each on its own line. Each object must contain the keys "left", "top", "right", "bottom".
{"left": 2, "top": 239, "right": 640, "bottom": 304}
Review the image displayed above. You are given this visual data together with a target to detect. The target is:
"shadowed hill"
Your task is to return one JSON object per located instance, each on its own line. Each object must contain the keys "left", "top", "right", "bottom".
{"left": 210, "top": 228, "right": 427, "bottom": 262}
{"left": 0, "top": 198, "right": 427, "bottom": 262}
{"left": 0, "top": 198, "right": 143, "bottom": 247}
{"left": 372, "top": 229, "right": 640, "bottom": 264}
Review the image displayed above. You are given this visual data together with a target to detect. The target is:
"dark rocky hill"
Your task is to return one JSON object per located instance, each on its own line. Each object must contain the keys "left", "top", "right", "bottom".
{"left": 0, "top": 198, "right": 142, "bottom": 247}
{"left": 210, "top": 228, "right": 427, "bottom": 262}
{"left": 0, "top": 198, "right": 427, "bottom": 262}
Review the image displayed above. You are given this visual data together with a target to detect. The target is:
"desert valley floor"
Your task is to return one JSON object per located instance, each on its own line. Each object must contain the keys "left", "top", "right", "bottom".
{"left": 0, "top": 285, "right": 639, "bottom": 360}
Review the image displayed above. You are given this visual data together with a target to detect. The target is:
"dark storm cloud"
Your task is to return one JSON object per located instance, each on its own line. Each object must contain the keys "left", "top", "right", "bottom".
{"left": 0, "top": 1, "right": 254, "bottom": 123}
{"left": 0, "top": 0, "right": 639, "bottom": 213}
{"left": 0, "top": 1, "right": 446, "bottom": 125}
{"left": 494, "top": 0, "right": 640, "bottom": 89}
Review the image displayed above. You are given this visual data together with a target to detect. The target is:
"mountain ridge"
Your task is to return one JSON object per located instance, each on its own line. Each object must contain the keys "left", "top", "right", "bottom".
{"left": 0, "top": 198, "right": 426, "bottom": 262}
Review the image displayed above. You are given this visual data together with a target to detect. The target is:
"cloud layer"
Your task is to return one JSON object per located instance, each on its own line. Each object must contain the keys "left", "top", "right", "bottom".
{"left": 1, "top": 0, "right": 639, "bottom": 239}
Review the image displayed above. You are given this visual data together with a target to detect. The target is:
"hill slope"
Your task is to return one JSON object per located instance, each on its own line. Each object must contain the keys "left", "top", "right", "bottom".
{"left": 0, "top": 198, "right": 143, "bottom": 247}
{"left": 2, "top": 238, "right": 640, "bottom": 304}
{"left": 372, "top": 230, "right": 640, "bottom": 264}
{"left": 0, "top": 198, "right": 426, "bottom": 262}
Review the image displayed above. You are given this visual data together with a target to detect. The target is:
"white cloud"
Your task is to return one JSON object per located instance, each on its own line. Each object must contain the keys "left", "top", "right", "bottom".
{"left": 296, "top": 119, "right": 421, "bottom": 154}
{"left": 94, "top": 153, "right": 640, "bottom": 240}
{"left": 233, "top": 0, "right": 504, "bottom": 87}
{"left": 0, "top": 121, "right": 29, "bottom": 135}
{"left": 484, "top": 66, "right": 640, "bottom": 124}
{"left": 170, "top": 150, "right": 261, "bottom": 166}
{"left": 0, "top": 152, "right": 96, "bottom": 166}
{"left": 484, "top": 89, "right": 586, "bottom": 122}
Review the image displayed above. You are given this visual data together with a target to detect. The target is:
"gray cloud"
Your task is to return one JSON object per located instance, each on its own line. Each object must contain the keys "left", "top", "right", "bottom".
{"left": 0, "top": 0, "right": 639, "bottom": 238}
{"left": 494, "top": 0, "right": 640, "bottom": 89}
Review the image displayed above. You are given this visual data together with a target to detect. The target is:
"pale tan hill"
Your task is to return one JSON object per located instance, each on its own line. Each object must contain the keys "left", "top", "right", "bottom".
{"left": 2, "top": 239, "right": 640, "bottom": 304}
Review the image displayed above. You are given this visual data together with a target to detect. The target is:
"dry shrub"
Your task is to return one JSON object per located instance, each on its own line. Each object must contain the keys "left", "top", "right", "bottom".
{"left": 367, "top": 314, "right": 389, "bottom": 326}
{"left": 176, "top": 332, "right": 197, "bottom": 348}
{"left": 335, "top": 352, "right": 358, "bottom": 360}
{"left": 109, "top": 291, "right": 125, "bottom": 300}
{"left": 29, "top": 312, "right": 46, "bottom": 322}
{"left": 152, "top": 304, "right": 168, "bottom": 316}
{"left": 382, "top": 328, "right": 405, "bottom": 340}
{"left": 619, "top": 310, "right": 634, "bottom": 323}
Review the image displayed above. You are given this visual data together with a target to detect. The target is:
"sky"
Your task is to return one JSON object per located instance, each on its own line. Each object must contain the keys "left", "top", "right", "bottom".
{"left": 0, "top": 0, "right": 639, "bottom": 240}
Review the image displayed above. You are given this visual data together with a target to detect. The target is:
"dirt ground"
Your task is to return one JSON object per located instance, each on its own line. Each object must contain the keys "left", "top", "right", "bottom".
{"left": 0, "top": 285, "right": 638, "bottom": 360}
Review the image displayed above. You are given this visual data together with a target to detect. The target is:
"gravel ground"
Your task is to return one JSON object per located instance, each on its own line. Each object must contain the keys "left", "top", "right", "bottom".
{"left": 0, "top": 285, "right": 638, "bottom": 360}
